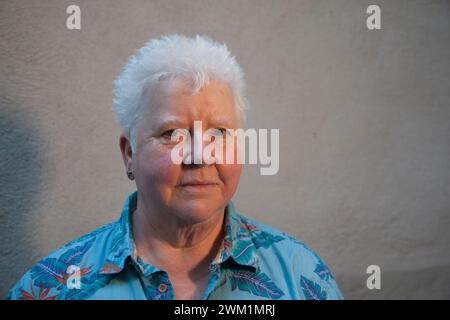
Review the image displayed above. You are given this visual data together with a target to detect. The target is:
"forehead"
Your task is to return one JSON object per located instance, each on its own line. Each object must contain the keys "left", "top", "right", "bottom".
{"left": 143, "top": 79, "right": 239, "bottom": 127}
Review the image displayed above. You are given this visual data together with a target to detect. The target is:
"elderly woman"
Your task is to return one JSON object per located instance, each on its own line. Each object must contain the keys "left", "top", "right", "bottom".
{"left": 7, "top": 35, "right": 342, "bottom": 300}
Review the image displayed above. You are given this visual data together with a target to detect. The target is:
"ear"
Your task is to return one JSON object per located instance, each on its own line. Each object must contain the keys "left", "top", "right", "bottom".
{"left": 119, "top": 133, "right": 133, "bottom": 168}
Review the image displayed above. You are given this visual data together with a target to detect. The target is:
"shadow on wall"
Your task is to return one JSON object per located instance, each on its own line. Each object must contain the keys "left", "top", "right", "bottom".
{"left": 0, "top": 98, "right": 49, "bottom": 298}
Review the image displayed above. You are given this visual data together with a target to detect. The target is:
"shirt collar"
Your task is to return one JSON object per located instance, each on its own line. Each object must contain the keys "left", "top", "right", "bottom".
{"left": 99, "top": 191, "right": 259, "bottom": 275}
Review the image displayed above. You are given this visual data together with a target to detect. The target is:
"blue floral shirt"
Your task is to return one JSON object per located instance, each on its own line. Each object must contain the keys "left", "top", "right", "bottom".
{"left": 7, "top": 191, "right": 343, "bottom": 300}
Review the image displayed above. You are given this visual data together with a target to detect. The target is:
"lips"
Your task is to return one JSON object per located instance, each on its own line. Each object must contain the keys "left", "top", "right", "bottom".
{"left": 177, "top": 180, "right": 219, "bottom": 189}
{"left": 179, "top": 180, "right": 218, "bottom": 186}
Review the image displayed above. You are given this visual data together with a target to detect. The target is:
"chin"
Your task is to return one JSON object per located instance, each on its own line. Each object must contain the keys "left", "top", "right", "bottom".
{"left": 173, "top": 199, "right": 224, "bottom": 224}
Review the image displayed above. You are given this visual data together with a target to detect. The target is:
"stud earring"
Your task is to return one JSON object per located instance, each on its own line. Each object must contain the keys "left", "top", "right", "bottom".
{"left": 126, "top": 167, "right": 134, "bottom": 180}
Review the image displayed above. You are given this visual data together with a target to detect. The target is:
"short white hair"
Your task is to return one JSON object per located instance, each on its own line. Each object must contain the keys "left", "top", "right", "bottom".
{"left": 112, "top": 34, "right": 248, "bottom": 152}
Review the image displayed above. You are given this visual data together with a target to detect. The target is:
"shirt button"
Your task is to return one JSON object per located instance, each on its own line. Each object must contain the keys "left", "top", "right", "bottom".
{"left": 158, "top": 283, "right": 168, "bottom": 293}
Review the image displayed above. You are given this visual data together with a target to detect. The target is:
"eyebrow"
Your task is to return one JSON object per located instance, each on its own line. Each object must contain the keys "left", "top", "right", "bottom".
{"left": 153, "top": 116, "right": 186, "bottom": 131}
{"left": 155, "top": 115, "right": 236, "bottom": 130}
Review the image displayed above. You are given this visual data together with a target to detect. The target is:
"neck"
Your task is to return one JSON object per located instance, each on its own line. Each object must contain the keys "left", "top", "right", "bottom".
{"left": 131, "top": 198, "right": 226, "bottom": 275}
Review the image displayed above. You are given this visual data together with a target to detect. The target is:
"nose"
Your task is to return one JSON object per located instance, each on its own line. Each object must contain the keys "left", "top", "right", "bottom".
{"left": 182, "top": 129, "right": 215, "bottom": 166}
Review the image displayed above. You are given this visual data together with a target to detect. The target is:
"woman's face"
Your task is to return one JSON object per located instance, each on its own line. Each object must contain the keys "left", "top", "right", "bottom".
{"left": 124, "top": 79, "right": 242, "bottom": 224}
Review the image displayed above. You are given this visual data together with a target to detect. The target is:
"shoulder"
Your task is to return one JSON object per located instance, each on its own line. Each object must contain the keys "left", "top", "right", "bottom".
{"left": 6, "top": 220, "right": 119, "bottom": 300}
{"left": 235, "top": 211, "right": 314, "bottom": 255}
{"left": 236, "top": 213, "right": 344, "bottom": 300}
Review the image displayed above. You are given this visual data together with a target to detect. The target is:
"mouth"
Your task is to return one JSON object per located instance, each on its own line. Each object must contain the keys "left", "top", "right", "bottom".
{"left": 177, "top": 181, "right": 219, "bottom": 189}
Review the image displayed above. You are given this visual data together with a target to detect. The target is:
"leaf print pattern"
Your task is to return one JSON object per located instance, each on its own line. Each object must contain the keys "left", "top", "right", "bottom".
{"left": 106, "top": 228, "right": 129, "bottom": 262}
{"left": 31, "top": 258, "right": 67, "bottom": 288}
{"left": 60, "top": 221, "right": 115, "bottom": 249}
{"left": 18, "top": 284, "right": 58, "bottom": 300}
{"left": 59, "top": 237, "right": 95, "bottom": 265}
{"left": 252, "top": 231, "right": 285, "bottom": 249}
{"left": 60, "top": 273, "right": 112, "bottom": 300}
{"left": 300, "top": 276, "right": 327, "bottom": 300}
{"left": 220, "top": 269, "right": 284, "bottom": 299}
{"left": 99, "top": 262, "right": 123, "bottom": 274}
{"left": 26, "top": 237, "right": 97, "bottom": 299}
{"left": 7, "top": 191, "right": 343, "bottom": 300}
{"left": 234, "top": 217, "right": 285, "bottom": 252}
{"left": 231, "top": 240, "right": 255, "bottom": 261}
{"left": 314, "top": 260, "right": 333, "bottom": 281}
{"left": 238, "top": 221, "right": 259, "bottom": 233}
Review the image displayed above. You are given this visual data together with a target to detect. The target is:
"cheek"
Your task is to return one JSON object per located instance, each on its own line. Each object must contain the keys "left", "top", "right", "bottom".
{"left": 217, "top": 164, "right": 242, "bottom": 197}
{"left": 136, "top": 146, "right": 180, "bottom": 187}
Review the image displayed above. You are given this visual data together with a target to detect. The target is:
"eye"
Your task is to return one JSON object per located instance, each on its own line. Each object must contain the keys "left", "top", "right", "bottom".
{"left": 161, "top": 129, "right": 176, "bottom": 138}
{"left": 211, "top": 128, "right": 229, "bottom": 137}
{"left": 161, "top": 128, "right": 189, "bottom": 140}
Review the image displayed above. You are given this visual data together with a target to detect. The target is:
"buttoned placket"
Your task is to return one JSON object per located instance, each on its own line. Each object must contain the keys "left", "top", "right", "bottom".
{"left": 157, "top": 282, "right": 168, "bottom": 293}
{"left": 130, "top": 255, "right": 174, "bottom": 299}
{"left": 125, "top": 196, "right": 246, "bottom": 300}
{"left": 132, "top": 262, "right": 174, "bottom": 299}
{"left": 152, "top": 272, "right": 174, "bottom": 299}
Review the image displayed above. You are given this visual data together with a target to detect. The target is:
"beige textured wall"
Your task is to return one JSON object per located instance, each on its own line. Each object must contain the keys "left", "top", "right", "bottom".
{"left": 1, "top": 0, "right": 449, "bottom": 299}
